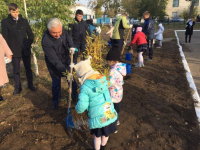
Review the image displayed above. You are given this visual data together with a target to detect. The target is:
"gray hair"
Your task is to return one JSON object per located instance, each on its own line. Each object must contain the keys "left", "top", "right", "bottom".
{"left": 47, "top": 18, "right": 62, "bottom": 30}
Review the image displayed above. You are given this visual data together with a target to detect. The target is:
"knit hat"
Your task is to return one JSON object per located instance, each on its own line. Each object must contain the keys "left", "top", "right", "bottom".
{"left": 106, "top": 47, "right": 121, "bottom": 61}
{"left": 70, "top": 56, "right": 99, "bottom": 84}
{"left": 136, "top": 27, "right": 142, "bottom": 33}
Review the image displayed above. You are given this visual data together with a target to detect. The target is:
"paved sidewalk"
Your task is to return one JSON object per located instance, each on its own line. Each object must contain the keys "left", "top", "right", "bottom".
{"left": 177, "top": 31, "right": 200, "bottom": 94}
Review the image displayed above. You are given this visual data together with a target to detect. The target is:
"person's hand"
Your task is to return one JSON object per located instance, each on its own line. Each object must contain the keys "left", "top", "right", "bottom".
{"left": 69, "top": 47, "right": 76, "bottom": 54}
{"left": 7, "top": 55, "right": 12, "bottom": 61}
{"left": 123, "top": 41, "right": 127, "bottom": 46}
{"left": 129, "top": 24, "right": 133, "bottom": 28}
{"left": 105, "top": 33, "right": 107, "bottom": 35}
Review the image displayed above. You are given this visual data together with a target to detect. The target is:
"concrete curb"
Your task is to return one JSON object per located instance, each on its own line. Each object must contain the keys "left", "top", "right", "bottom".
{"left": 175, "top": 30, "right": 200, "bottom": 126}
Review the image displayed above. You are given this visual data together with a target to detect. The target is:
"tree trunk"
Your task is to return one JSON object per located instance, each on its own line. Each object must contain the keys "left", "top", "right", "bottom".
{"left": 23, "top": 0, "right": 39, "bottom": 76}
{"left": 189, "top": 0, "right": 195, "bottom": 19}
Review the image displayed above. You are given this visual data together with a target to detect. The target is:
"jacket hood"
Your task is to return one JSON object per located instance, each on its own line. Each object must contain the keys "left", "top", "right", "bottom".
{"left": 111, "top": 63, "right": 126, "bottom": 76}
{"left": 158, "top": 23, "right": 164, "bottom": 30}
{"left": 117, "top": 15, "right": 124, "bottom": 21}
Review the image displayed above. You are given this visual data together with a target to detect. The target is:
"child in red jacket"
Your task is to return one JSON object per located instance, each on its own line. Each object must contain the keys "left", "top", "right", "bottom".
{"left": 130, "top": 27, "right": 148, "bottom": 67}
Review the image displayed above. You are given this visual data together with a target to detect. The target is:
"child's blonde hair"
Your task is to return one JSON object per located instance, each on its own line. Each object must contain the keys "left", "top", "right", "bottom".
{"left": 143, "top": 11, "right": 150, "bottom": 16}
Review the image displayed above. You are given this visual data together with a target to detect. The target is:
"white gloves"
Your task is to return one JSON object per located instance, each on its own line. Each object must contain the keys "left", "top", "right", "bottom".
{"left": 96, "top": 27, "right": 101, "bottom": 33}
{"left": 4, "top": 57, "right": 11, "bottom": 64}
{"left": 69, "top": 47, "right": 75, "bottom": 54}
{"left": 129, "top": 24, "right": 133, "bottom": 28}
{"left": 123, "top": 41, "right": 127, "bottom": 46}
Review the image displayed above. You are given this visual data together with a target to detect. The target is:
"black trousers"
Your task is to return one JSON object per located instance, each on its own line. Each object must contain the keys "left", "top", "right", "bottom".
{"left": 112, "top": 39, "right": 124, "bottom": 52}
{"left": 12, "top": 56, "right": 33, "bottom": 89}
{"left": 143, "top": 39, "right": 153, "bottom": 59}
{"left": 185, "top": 34, "right": 192, "bottom": 42}
{"left": 114, "top": 102, "right": 121, "bottom": 122}
{"left": 73, "top": 42, "right": 86, "bottom": 64}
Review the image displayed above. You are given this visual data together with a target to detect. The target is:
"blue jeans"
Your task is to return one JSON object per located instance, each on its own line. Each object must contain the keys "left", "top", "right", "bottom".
{"left": 52, "top": 77, "right": 78, "bottom": 104}
{"left": 73, "top": 42, "right": 86, "bottom": 64}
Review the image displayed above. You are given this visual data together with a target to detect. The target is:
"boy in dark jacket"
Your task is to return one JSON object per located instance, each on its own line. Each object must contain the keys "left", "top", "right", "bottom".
{"left": 1, "top": 3, "right": 36, "bottom": 95}
{"left": 142, "top": 11, "right": 155, "bottom": 61}
{"left": 68, "top": 9, "right": 88, "bottom": 64}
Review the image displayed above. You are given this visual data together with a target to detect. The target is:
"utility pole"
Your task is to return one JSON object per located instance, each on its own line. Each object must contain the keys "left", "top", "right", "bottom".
{"left": 188, "top": 0, "right": 195, "bottom": 19}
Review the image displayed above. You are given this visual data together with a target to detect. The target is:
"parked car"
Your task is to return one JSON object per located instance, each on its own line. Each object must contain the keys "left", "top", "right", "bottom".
{"left": 130, "top": 18, "right": 139, "bottom": 24}
{"left": 170, "top": 17, "right": 184, "bottom": 22}
{"left": 157, "top": 17, "right": 170, "bottom": 23}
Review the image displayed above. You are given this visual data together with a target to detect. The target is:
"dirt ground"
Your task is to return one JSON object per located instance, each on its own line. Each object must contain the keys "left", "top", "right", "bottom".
{"left": 0, "top": 30, "right": 200, "bottom": 150}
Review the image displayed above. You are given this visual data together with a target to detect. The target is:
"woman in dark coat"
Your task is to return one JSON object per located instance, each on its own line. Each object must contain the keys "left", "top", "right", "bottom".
{"left": 185, "top": 17, "right": 195, "bottom": 43}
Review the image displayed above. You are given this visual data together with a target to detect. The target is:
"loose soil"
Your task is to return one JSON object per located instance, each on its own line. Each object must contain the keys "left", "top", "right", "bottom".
{"left": 0, "top": 30, "right": 200, "bottom": 150}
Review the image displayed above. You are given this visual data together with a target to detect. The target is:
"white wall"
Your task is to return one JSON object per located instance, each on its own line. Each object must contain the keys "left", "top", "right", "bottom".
{"left": 70, "top": 6, "right": 95, "bottom": 19}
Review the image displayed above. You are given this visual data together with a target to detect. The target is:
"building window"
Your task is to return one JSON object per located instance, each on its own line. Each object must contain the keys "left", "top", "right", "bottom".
{"left": 195, "top": 0, "right": 199, "bottom": 6}
{"left": 172, "top": 0, "right": 179, "bottom": 7}
{"left": 172, "top": 12, "right": 178, "bottom": 18}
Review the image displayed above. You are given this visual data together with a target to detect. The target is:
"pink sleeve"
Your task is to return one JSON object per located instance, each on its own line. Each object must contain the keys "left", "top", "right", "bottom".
{"left": 0, "top": 34, "right": 13, "bottom": 57}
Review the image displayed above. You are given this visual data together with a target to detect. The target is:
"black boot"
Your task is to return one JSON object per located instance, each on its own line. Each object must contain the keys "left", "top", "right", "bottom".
{"left": 0, "top": 95, "right": 5, "bottom": 101}
{"left": 52, "top": 103, "right": 58, "bottom": 110}
{"left": 100, "top": 145, "right": 106, "bottom": 150}
{"left": 28, "top": 85, "right": 37, "bottom": 91}
{"left": 13, "top": 88, "right": 22, "bottom": 95}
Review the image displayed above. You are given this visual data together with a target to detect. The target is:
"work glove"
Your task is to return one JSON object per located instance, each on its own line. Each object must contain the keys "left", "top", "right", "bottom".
{"left": 69, "top": 47, "right": 75, "bottom": 54}
{"left": 123, "top": 41, "right": 127, "bottom": 46}
{"left": 129, "top": 24, "right": 133, "bottom": 28}
{"left": 96, "top": 27, "right": 101, "bottom": 33}
{"left": 4, "top": 57, "right": 11, "bottom": 64}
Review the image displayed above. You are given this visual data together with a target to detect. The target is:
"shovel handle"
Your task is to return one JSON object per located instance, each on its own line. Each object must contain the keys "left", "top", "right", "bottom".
{"left": 68, "top": 52, "right": 74, "bottom": 109}
{"left": 121, "top": 28, "right": 131, "bottom": 55}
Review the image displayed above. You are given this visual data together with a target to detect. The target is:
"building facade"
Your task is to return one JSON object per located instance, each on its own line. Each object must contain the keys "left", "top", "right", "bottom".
{"left": 70, "top": 5, "right": 95, "bottom": 20}
{"left": 166, "top": 0, "right": 200, "bottom": 18}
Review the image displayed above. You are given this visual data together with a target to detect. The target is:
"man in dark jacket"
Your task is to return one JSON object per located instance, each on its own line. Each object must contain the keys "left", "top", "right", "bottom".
{"left": 1, "top": 3, "right": 36, "bottom": 95}
{"left": 142, "top": 11, "right": 155, "bottom": 61}
{"left": 68, "top": 9, "right": 88, "bottom": 64}
{"left": 42, "top": 18, "right": 77, "bottom": 110}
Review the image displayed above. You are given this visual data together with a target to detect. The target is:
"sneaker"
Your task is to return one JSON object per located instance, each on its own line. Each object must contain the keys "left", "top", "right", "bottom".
{"left": 142, "top": 64, "right": 144, "bottom": 67}
{"left": 156, "top": 46, "right": 161, "bottom": 48}
{"left": 117, "top": 121, "right": 120, "bottom": 126}
{"left": 114, "top": 130, "right": 118, "bottom": 133}
{"left": 135, "top": 64, "right": 141, "bottom": 67}
{"left": 147, "top": 58, "right": 152, "bottom": 61}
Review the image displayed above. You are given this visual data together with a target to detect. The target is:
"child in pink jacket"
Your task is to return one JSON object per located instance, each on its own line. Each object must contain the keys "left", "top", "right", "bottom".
{"left": 106, "top": 46, "right": 127, "bottom": 133}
